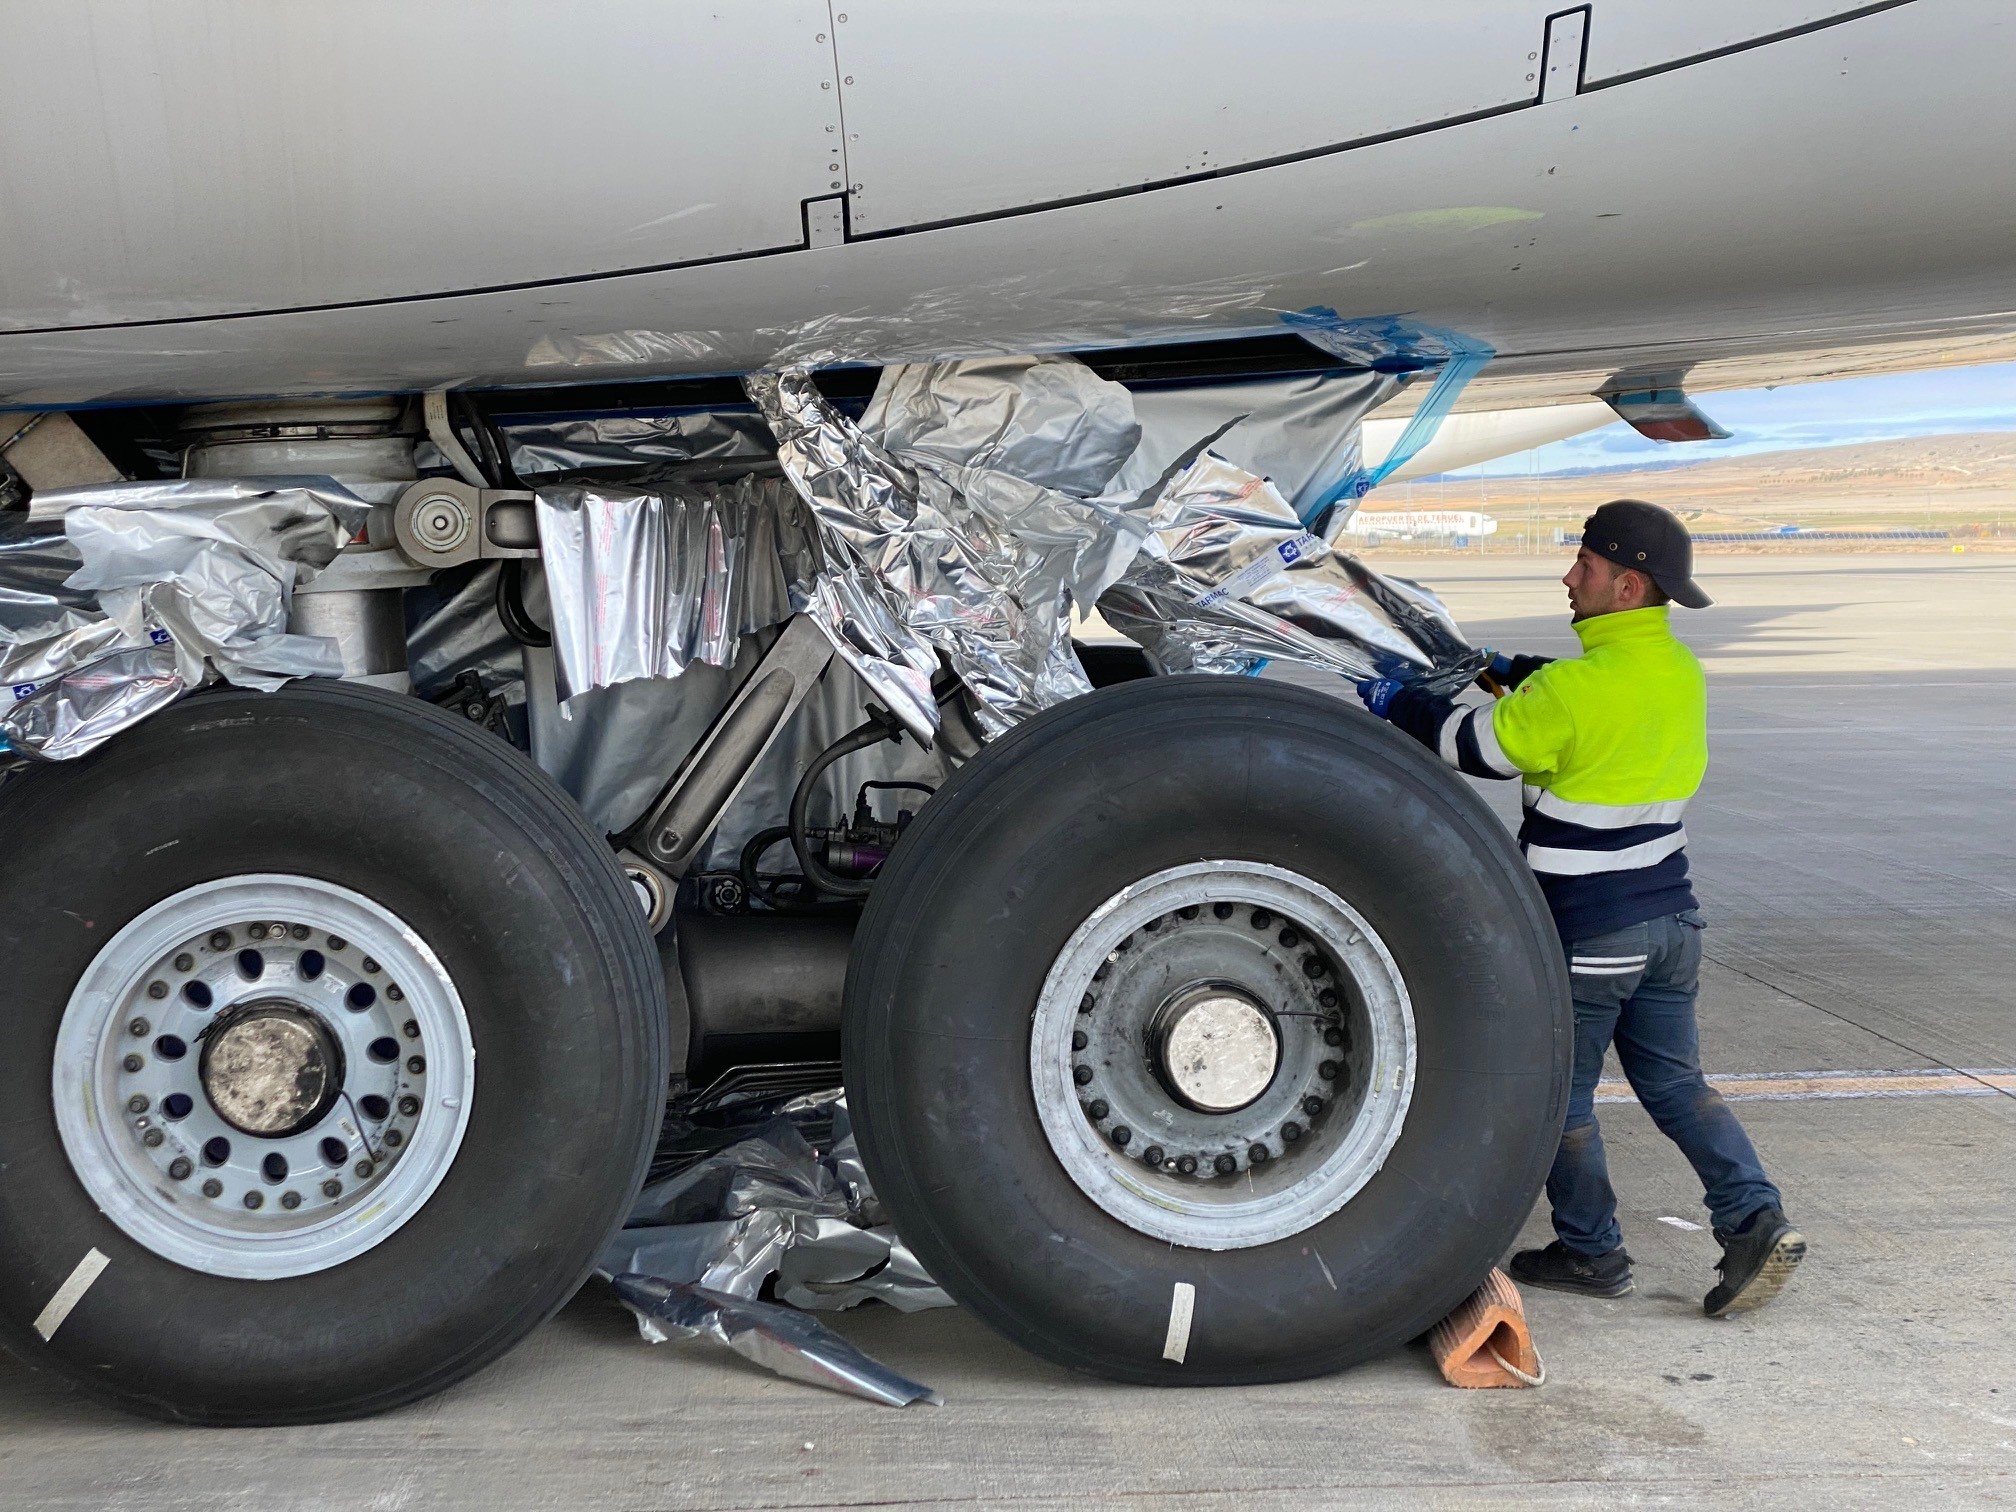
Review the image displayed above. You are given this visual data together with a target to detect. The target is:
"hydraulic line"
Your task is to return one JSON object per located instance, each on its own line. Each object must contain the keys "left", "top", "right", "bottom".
{"left": 789, "top": 715, "right": 900, "bottom": 900}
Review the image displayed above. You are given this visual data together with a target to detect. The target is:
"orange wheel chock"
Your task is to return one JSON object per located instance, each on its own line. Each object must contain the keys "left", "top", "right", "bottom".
{"left": 1429, "top": 1268, "right": 1545, "bottom": 1388}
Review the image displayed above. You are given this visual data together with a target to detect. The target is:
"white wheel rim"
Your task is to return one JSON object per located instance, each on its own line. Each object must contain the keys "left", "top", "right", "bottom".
{"left": 53, "top": 875, "right": 475, "bottom": 1279}
{"left": 1031, "top": 860, "right": 1415, "bottom": 1250}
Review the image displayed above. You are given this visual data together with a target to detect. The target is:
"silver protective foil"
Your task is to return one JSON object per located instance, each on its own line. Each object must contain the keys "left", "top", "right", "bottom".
{"left": 749, "top": 364, "right": 1149, "bottom": 739}
{"left": 1099, "top": 449, "right": 1485, "bottom": 691}
{"left": 609, "top": 1275, "right": 943, "bottom": 1408}
{"left": 536, "top": 473, "right": 816, "bottom": 702}
{"left": 0, "top": 478, "right": 370, "bottom": 759}
{"left": 502, "top": 408, "right": 776, "bottom": 479}
{"left": 1111, "top": 369, "right": 1400, "bottom": 522}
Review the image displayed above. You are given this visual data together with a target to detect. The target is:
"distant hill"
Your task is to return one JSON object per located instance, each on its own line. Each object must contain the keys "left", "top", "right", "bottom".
{"left": 1388, "top": 432, "right": 2016, "bottom": 532}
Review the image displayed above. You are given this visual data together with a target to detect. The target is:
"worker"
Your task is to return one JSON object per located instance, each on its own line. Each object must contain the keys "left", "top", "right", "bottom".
{"left": 1354, "top": 500, "right": 1805, "bottom": 1317}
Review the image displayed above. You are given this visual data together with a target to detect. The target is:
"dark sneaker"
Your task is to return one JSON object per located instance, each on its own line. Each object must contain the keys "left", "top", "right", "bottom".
{"left": 1509, "top": 1240, "right": 1634, "bottom": 1298}
{"left": 1704, "top": 1209, "right": 1806, "bottom": 1317}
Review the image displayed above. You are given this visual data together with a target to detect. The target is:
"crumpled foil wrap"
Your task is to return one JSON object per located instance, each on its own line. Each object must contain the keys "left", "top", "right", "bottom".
{"left": 1098, "top": 447, "right": 1486, "bottom": 691}
{"left": 0, "top": 478, "right": 370, "bottom": 759}
{"left": 597, "top": 1081, "right": 949, "bottom": 1404}
{"left": 609, "top": 1274, "right": 942, "bottom": 1409}
{"left": 502, "top": 408, "right": 776, "bottom": 479}
{"left": 747, "top": 360, "right": 1148, "bottom": 740}
{"left": 536, "top": 474, "right": 818, "bottom": 701}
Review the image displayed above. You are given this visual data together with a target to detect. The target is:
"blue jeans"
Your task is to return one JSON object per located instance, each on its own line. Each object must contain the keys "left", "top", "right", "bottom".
{"left": 1548, "top": 909, "right": 1783, "bottom": 1256}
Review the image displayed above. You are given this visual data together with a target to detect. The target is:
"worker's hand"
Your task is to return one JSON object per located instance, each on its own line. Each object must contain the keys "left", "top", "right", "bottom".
{"left": 1481, "top": 651, "right": 1554, "bottom": 691}
{"left": 1355, "top": 677, "right": 1404, "bottom": 718}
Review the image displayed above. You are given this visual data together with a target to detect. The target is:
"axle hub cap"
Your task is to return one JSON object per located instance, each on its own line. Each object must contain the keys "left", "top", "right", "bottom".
{"left": 201, "top": 1005, "right": 342, "bottom": 1137}
{"left": 1156, "top": 990, "right": 1279, "bottom": 1112}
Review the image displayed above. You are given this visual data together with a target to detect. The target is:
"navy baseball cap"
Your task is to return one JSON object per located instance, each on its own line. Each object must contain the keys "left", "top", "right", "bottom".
{"left": 1582, "top": 499, "right": 1712, "bottom": 608}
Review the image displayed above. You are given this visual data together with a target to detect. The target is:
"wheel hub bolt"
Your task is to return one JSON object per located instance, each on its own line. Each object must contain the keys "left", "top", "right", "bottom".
{"left": 407, "top": 1056, "right": 426, "bottom": 1075}
{"left": 1213, "top": 902, "right": 1233, "bottom": 919}
{"left": 1142, "top": 1145, "right": 1165, "bottom": 1166}
{"left": 402, "top": 1019, "right": 420, "bottom": 1039}
{"left": 128, "top": 1017, "right": 150, "bottom": 1036}
{"left": 384, "top": 1130, "right": 404, "bottom": 1148}
{"left": 1079, "top": 993, "right": 1095, "bottom": 1012}
{"left": 201, "top": 1178, "right": 223, "bottom": 1198}
{"left": 122, "top": 1053, "right": 144, "bottom": 1073}
{"left": 398, "top": 1095, "right": 420, "bottom": 1117}
{"left": 327, "top": 935, "right": 347, "bottom": 951}
{"left": 247, "top": 923, "right": 268, "bottom": 941}
{"left": 1110, "top": 1126, "right": 1130, "bottom": 1147}
{"left": 1250, "top": 909, "right": 1272, "bottom": 929}
{"left": 1282, "top": 1122, "right": 1302, "bottom": 1142}
{"left": 355, "top": 1159, "right": 374, "bottom": 1178}
{"left": 1073, "top": 1065, "right": 1094, "bottom": 1086}
{"left": 1303, "top": 1095, "right": 1325, "bottom": 1116}
{"left": 1248, "top": 1143, "right": 1270, "bottom": 1163}
{"left": 168, "top": 1157, "right": 193, "bottom": 1181}
{"left": 388, "top": 985, "right": 404, "bottom": 1003}
{"left": 126, "top": 1094, "right": 149, "bottom": 1114}
{"left": 1177, "top": 1154, "right": 1199, "bottom": 1175}
{"left": 1324, "top": 1026, "right": 1343, "bottom": 1046}
{"left": 1086, "top": 1099, "right": 1109, "bottom": 1120}
{"left": 1318, "top": 988, "right": 1339, "bottom": 1008}
{"left": 1318, "top": 1060, "right": 1339, "bottom": 1080}
{"left": 173, "top": 952, "right": 195, "bottom": 973}
{"left": 362, "top": 957, "right": 380, "bottom": 974}
{"left": 322, "top": 1180, "right": 343, "bottom": 1199}
{"left": 1071, "top": 1030, "right": 1088, "bottom": 1052}
{"left": 1278, "top": 927, "right": 1300, "bottom": 947}
{"left": 1178, "top": 905, "right": 1199, "bottom": 920}
{"left": 146, "top": 981, "right": 168, "bottom": 1000}
{"left": 1214, "top": 1153, "right": 1237, "bottom": 1175}
{"left": 243, "top": 1191, "right": 262, "bottom": 1210}
{"left": 1302, "top": 955, "right": 1326, "bottom": 978}
{"left": 290, "top": 924, "right": 311, "bottom": 941}
{"left": 280, "top": 1191, "right": 302, "bottom": 1210}
{"left": 142, "top": 1128, "right": 165, "bottom": 1148}
{"left": 208, "top": 930, "right": 231, "bottom": 950}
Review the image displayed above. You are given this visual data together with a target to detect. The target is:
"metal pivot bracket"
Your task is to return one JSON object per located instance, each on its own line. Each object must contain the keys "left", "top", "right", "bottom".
{"left": 390, "top": 479, "right": 541, "bottom": 571}
{"left": 622, "top": 614, "right": 837, "bottom": 876}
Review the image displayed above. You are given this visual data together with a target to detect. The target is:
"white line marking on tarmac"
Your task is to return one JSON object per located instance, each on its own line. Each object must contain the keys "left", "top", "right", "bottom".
{"left": 34, "top": 1249, "right": 108, "bottom": 1342}
{"left": 1595, "top": 1068, "right": 2016, "bottom": 1104}
{"left": 1162, "top": 1282, "right": 1195, "bottom": 1364}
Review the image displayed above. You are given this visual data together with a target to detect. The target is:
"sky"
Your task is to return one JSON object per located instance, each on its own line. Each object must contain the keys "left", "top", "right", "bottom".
{"left": 1446, "top": 360, "right": 2016, "bottom": 478}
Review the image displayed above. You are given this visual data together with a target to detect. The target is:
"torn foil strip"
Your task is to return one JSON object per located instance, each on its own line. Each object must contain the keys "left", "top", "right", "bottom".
{"left": 1099, "top": 448, "right": 1485, "bottom": 692}
{"left": 749, "top": 362, "right": 1149, "bottom": 740}
{"left": 610, "top": 1275, "right": 942, "bottom": 1408}
{"left": 536, "top": 473, "right": 816, "bottom": 701}
{"left": 0, "top": 478, "right": 370, "bottom": 759}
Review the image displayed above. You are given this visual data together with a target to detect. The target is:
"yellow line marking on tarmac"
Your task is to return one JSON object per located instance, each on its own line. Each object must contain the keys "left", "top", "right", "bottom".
{"left": 1594, "top": 1068, "right": 2016, "bottom": 1104}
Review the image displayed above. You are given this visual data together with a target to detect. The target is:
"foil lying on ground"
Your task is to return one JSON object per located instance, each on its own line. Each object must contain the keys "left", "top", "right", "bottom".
{"left": 597, "top": 1082, "right": 950, "bottom": 1404}
{"left": 609, "top": 1275, "right": 942, "bottom": 1409}
{"left": 0, "top": 479, "right": 370, "bottom": 759}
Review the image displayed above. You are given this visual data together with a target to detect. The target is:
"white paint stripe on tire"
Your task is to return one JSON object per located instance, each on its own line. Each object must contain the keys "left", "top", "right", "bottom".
{"left": 34, "top": 1249, "right": 109, "bottom": 1342}
{"left": 1162, "top": 1281, "right": 1196, "bottom": 1364}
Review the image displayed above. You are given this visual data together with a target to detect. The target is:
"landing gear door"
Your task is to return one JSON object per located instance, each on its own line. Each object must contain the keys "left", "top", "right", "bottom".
{"left": 830, "top": 0, "right": 1563, "bottom": 236}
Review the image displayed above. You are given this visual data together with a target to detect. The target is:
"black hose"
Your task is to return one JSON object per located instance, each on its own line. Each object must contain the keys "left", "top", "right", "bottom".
{"left": 495, "top": 559, "right": 552, "bottom": 648}
{"left": 739, "top": 826, "right": 827, "bottom": 914}
{"left": 790, "top": 717, "right": 900, "bottom": 900}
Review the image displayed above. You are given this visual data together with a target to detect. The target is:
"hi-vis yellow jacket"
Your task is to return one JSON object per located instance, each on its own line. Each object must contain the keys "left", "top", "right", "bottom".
{"left": 1412, "top": 606, "right": 1707, "bottom": 939}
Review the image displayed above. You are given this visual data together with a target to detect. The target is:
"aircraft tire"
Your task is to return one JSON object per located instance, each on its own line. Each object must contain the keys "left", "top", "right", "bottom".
{"left": 0, "top": 681, "right": 666, "bottom": 1423}
{"left": 844, "top": 675, "right": 1570, "bottom": 1384}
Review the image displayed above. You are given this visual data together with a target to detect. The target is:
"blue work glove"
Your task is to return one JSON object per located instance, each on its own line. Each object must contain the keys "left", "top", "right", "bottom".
{"left": 1478, "top": 650, "right": 1554, "bottom": 692}
{"left": 1355, "top": 677, "right": 1404, "bottom": 718}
